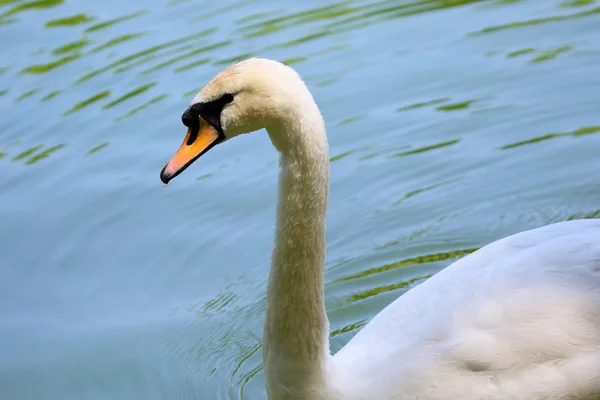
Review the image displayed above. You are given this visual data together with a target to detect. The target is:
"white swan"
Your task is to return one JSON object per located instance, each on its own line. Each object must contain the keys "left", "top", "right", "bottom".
{"left": 160, "top": 58, "right": 600, "bottom": 400}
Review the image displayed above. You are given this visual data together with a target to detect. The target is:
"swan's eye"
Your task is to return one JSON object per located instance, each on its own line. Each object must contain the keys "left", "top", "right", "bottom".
{"left": 221, "top": 93, "right": 234, "bottom": 104}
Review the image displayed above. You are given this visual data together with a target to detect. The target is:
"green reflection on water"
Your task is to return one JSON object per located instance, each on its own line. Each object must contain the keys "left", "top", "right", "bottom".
{"left": 330, "top": 320, "right": 367, "bottom": 337}
{"left": 103, "top": 82, "right": 156, "bottom": 109}
{"left": 506, "top": 48, "right": 535, "bottom": 58}
{"left": 12, "top": 145, "right": 43, "bottom": 161}
{"left": 63, "top": 90, "right": 110, "bottom": 115}
{"left": 500, "top": 125, "right": 600, "bottom": 149}
{"left": 471, "top": 6, "right": 600, "bottom": 34}
{"left": 568, "top": 209, "right": 600, "bottom": 220}
{"left": 351, "top": 275, "right": 431, "bottom": 302}
{"left": 0, "top": 0, "right": 62, "bottom": 18}
{"left": 330, "top": 150, "right": 355, "bottom": 162}
{"left": 52, "top": 38, "right": 90, "bottom": 55}
{"left": 573, "top": 126, "right": 600, "bottom": 136}
{"left": 21, "top": 53, "right": 80, "bottom": 74}
{"left": 16, "top": 88, "right": 39, "bottom": 101}
{"left": 514, "top": 133, "right": 571, "bottom": 147}
{"left": 187, "top": 291, "right": 239, "bottom": 317}
{"left": 436, "top": 100, "right": 475, "bottom": 111}
{"left": 338, "top": 248, "right": 478, "bottom": 282}
{"left": 394, "top": 180, "right": 456, "bottom": 205}
{"left": 531, "top": 45, "right": 572, "bottom": 62}
{"left": 238, "top": 364, "right": 263, "bottom": 397}
{"left": 231, "top": 343, "right": 261, "bottom": 380}
{"left": 392, "top": 139, "right": 460, "bottom": 157}
{"left": 397, "top": 97, "right": 450, "bottom": 112}
{"left": 26, "top": 143, "right": 66, "bottom": 164}
{"left": 0, "top": 89, "right": 8, "bottom": 97}
{"left": 337, "top": 114, "right": 367, "bottom": 126}
{"left": 45, "top": 13, "right": 94, "bottom": 27}
{"left": 281, "top": 56, "right": 307, "bottom": 66}
{"left": 41, "top": 90, "right": 61, "bottom": 101}
{"left": 204, "top": 292, "right": 237, "bottom": 314}
{"left": 561, "top": 0, "right": 595, "bottom": 7}
{"left": 330, "top": 145, "right": 369, "bottom": 162}
{"left": 86, "top": 142, "right": 109, "bottom": 155}
{"left": 84, "top": 10, "right": 146, "bottom": 32}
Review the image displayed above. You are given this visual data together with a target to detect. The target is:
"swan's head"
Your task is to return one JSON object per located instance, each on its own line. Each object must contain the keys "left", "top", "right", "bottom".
{"left": 160, "top": 57, "right": 313, "bottom": 184}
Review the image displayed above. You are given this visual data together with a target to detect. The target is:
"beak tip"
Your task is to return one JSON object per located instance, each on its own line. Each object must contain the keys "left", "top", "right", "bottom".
{"left": 160, "top": 165, "right": 172, "bottom": 184}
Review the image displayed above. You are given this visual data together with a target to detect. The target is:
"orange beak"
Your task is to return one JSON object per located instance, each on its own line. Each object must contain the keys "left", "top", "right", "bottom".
{"left": 160, "top": 117, "right": 221, "bottom": 184}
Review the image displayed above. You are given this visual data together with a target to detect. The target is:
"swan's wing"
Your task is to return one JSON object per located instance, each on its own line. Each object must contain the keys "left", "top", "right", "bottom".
{"left": 332, "top": 219, "right": 600, "bottom": 399}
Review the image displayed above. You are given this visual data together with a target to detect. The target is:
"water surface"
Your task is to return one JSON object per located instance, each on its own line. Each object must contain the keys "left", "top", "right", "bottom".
{"left": 1, "top": 0, "right": 599, "bottom": 398}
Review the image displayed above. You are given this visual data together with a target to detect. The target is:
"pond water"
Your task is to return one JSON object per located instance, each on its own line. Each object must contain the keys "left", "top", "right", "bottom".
{"left": 1, "top": 0, "right": 599, "bottom": 398}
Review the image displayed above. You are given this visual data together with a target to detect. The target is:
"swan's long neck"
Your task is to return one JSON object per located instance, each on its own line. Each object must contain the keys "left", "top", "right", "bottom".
{"left": 263, "top": 94, "right": 332, "bottom": 398}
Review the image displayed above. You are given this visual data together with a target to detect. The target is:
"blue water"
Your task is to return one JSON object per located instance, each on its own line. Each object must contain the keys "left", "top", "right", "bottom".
{"left": 1, "top": 0, "right": 599, "bottom": 398}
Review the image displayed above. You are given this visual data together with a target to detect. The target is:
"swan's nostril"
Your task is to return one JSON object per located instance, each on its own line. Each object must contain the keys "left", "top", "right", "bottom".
{"left": 186, "top": 126, "right": 199, "bottom": 146}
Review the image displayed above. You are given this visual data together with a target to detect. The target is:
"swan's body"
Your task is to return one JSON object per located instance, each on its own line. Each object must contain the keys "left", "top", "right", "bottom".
{"left": 334, "top": 220, "right": 600, "bottom": 399}
{"left": 160, "top": 58, "right": 600, "bottom": 399}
